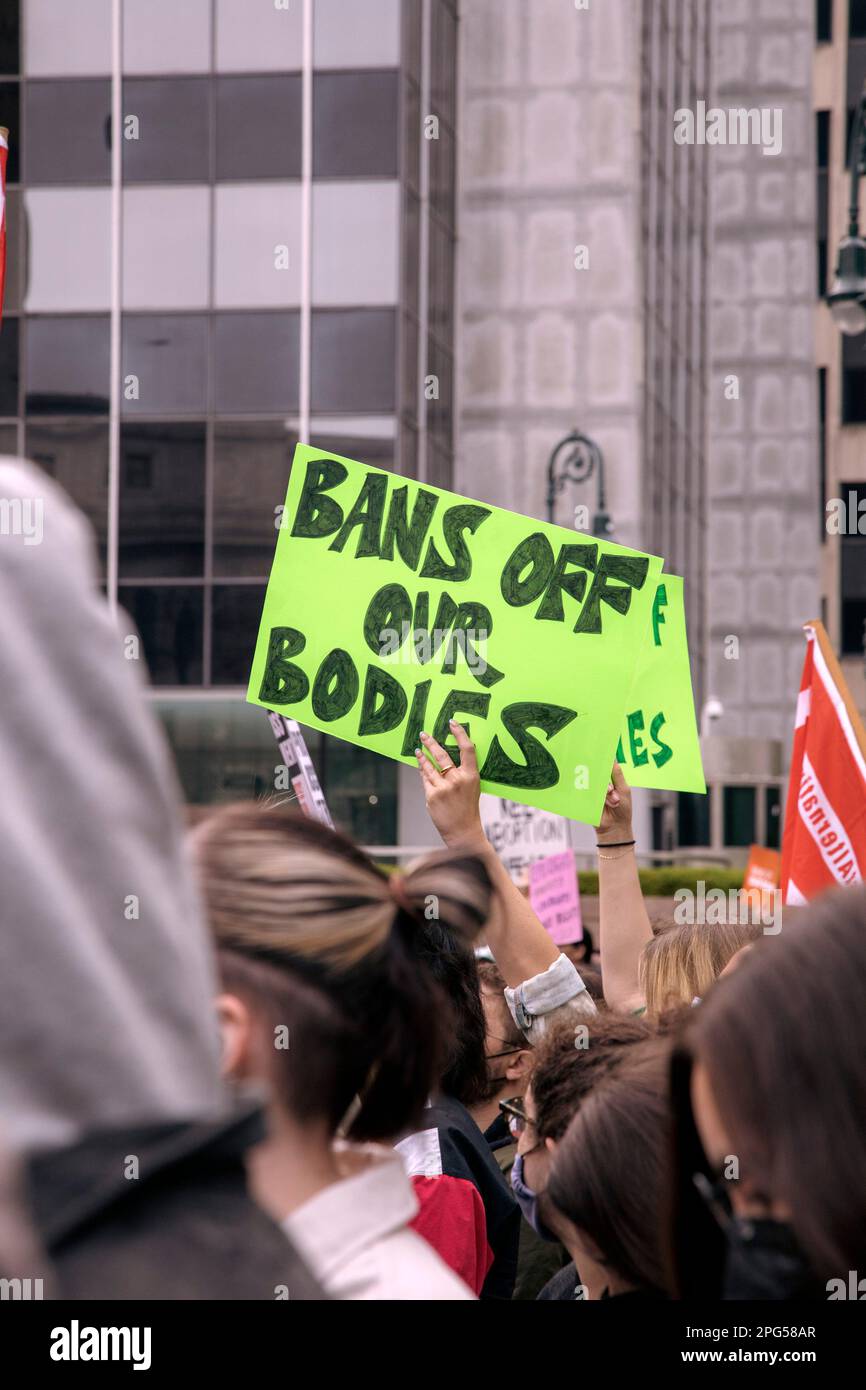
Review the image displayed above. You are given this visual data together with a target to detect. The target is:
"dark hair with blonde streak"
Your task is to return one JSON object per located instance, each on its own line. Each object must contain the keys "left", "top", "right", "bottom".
{"left": 193, "top": 801, "right": 494, "bottom": 1142}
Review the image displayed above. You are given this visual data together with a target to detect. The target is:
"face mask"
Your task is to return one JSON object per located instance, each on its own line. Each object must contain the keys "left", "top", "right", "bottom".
{"left": 723, "top": 1217, "right": 820, "bottom": 1300}
{"left": 510, "top": 1152, "right": 559, "bottom": 1243}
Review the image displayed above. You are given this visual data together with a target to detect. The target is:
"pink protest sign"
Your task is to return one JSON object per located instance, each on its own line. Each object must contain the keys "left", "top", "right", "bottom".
{"left": 528, "top": 851, "right": 583, "bottom": 945}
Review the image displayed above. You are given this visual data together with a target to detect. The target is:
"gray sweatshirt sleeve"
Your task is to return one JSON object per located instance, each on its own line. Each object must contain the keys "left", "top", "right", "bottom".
{"left": 504, "top": 953, "right": 598, "bottom": 1043}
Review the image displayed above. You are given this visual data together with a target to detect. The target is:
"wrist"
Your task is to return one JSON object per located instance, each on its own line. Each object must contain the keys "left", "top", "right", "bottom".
{"left": 443, "top": 823, "right": 488, "bottom": 854}
{"left": 595, "top": 830, "right": 635, "bottom": 848}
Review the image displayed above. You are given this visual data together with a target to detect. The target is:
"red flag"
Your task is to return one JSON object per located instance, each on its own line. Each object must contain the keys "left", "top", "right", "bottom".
{"left": 0, "top": 126, "right": 7, "bottom": 326}
{"left": 780, "top": 620, "right": 866, "bottom": 904}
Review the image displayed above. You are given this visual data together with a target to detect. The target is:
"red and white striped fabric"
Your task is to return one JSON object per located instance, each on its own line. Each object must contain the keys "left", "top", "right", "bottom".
{"left": 0, "top": 127, "right": 7, "bottom": 325}
{"left": 780, "top": 620, "right": 866, "bottom": 905}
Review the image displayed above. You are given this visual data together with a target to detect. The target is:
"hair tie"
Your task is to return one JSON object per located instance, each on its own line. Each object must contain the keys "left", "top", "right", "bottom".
{"left": 389, "top": 873, "right": 418, "bottom": 921}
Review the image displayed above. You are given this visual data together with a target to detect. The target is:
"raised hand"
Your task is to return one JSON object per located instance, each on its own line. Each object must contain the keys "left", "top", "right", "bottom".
{"left": 415, "top": 723, "right": 485, "bottom": 850}
{"left": 594, "top": 762, "right": 634, "bottom": 846}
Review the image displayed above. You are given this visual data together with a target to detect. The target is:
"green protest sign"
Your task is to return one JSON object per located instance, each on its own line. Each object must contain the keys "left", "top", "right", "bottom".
{"left": 615, "top": 573, "right": 706, "bottom": 793}
{"left": 247, "top": 445, "right": 664, "bottom": 823}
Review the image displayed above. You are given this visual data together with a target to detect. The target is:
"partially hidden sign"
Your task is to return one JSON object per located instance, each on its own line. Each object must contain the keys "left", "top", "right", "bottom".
{"left": 529, "top": 851, "right": 583, "bottom": 945}
{"left": 247, "top": 445, "right": 664, "bottom": 823}
{"left": 615, "top": 573, "right": 705, "bottom": 793}
{"left": 479, "top": 794, "right": 571, "bottom": 885}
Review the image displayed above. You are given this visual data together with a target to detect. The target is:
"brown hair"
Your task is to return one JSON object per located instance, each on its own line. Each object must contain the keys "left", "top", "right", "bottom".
{"left": 640, "top": 918, "right": 762, "bottom": 1020}
{"left": 476, "top": 959, "right": 524, "bottom": 1052}
{"left": 676, "top": 886, "right": 866, "bottom": 1281}
{"left": 193, "top": 801, "right": 494, "bottom": 1141}
{"left": 531, "top": 1012, "right": 654, "bottom": 1141}
{"left": 546, "top": 1038, "right": 672, "bottom": 1294}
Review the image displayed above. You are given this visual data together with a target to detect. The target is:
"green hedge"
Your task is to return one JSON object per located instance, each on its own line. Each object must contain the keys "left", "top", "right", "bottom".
{"left": 379, "top": 859, "right": 745, "bottom": 897}
{"left": 578, "top": 866, "right": 744, "bottom": 896}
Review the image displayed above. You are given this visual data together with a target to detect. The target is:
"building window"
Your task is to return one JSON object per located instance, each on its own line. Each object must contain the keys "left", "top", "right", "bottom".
{"left": 0, "top": 80, "right": 20, "bottom": 182}
{"left": 313, "top": 0, "right": 402, "bottom": 69}
{"left": 6, "top": 0, "right": 456, "bottom": 829}
{"left": 26, "top": 316, "right": 110, "bottom": 414}
{"left": 213, "top": 311, "right": 300, "bottom": 414}
{"left": 25, "top": 418, "right": 109, "bottom": 570}
{"left": 817, "top": 0, "right": 833, "bottom": 42}
{"left": 124, "top": 451, "right": 153, "bottom": 490}
{"left": 213, "top": 421, "right": 295, "bottom": 578}
{"left": 847, "top": 18, "right": 866, "bottom": 164}
{"left": 123, "top": 77, "right": 210, "bottom": 183}
{"left": 119, "top": 585, "right": 204, "bottom": 686}
{"left": 0, "top": 1, "right": 19, "bottom": 75}
{"left": 851, "top": 0, "right": 866, "bottom": 40}
{"left": 119, "top": 422, "right": 206, "bottom": 580}
{"left": 123, "top": 0, "right": 212, "bottom": 76}
{"left": 819, "top": 367, "right": 827, "bottom": 543}
{"left": 25, "top": 79, "right": 110, "bottom": 184}
{"left": 817, "top": 111, "right": 830, "bottom": 294}
{"left": 215, "top": 75, "right": 302, "bottom": 181}
{"left": 122, "top": 315, "right": 208, "bottom": 417}
{"left": 212, "top": 584, "right": 268, "bottom": 686}
{"left": 723, "top": 786, "right": 757, "bottom": 848}
{"left": 765, "top": 786, "right": 782, "bottom": 850}
{"left": 313, "top": 71, "right": 399, "bottom": 178}
{"left": 0, "top": 317, "right": 19, "bottom": 415}
{"left": 311, "top": 308, "right": 397, "bottom": 413}
{"left": 678, "top": 791, "right": 711, "bottom": 848}
{"left": 840, "top": 483, "right": 866, "bottom": 654}
{"left": 841, "top": 332, "right": 866, "bottom": 422}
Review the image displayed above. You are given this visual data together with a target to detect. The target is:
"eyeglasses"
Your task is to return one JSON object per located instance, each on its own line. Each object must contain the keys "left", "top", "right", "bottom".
{"left": 498, "top": 1096, "right": 530, "bottom": 1137}
{"left": 486, "top": 1034, "right": 523, "bottom": 1062}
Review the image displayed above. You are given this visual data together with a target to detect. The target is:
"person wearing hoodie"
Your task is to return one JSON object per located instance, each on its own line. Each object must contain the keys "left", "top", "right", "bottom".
{"left": 0, "top": 456, "right": 322, "bottom": 1300}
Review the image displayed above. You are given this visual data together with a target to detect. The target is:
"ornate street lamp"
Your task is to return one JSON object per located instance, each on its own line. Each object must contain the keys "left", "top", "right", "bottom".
{"left": 545, "top": 429, "right": 612, "bottom": 537}
{"left": 828, "top": 81, "right": 866, "bottom": 335}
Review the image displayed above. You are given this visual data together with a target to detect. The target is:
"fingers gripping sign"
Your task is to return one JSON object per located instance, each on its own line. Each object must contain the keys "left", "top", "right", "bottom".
{"left": 416, "top": 723, "right": 484, "bottom": 848}
{"left": 594, "top": 761, "right": 635, "bottom": 846}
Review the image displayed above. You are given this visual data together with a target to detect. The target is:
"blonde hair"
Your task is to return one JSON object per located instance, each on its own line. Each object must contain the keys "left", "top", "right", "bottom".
{"left": 640, "top": 919, "right": 762, "bottom": 1020}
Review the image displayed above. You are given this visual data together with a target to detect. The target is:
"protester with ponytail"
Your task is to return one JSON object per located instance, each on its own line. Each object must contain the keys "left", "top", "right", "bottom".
{"left": 193, "top": 801, "right": 493, "bottom": 1299}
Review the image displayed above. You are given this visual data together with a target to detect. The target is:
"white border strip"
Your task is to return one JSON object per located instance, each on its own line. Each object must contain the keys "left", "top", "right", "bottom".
{"left": 107, "top": 0, "right": 123, "bottom": 615}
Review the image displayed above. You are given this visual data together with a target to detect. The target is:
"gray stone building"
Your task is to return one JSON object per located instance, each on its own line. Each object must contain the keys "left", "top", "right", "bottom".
{"left": 701, "top": 0, "right": 820, "bottom": 856}
{"left": 446, "top": 0, "right": 821, "bottom": 860}
{"left": 816, "top": 0, "right": 866, "bottom": 712}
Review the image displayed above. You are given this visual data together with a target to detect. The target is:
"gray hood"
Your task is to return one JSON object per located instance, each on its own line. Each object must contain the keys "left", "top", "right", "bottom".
{"left": 0, "top": 458, "right": 225, "bottom": 1153}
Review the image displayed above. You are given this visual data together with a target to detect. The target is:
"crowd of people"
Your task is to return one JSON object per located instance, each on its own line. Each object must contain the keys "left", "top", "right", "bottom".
{"left": 1, "top": 455, "right": 864, "bottom": 1302}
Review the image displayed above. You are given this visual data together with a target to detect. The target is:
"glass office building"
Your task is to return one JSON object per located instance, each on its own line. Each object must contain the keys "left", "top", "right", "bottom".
{"left": 0, "top": 0, "right": 458, "bottom": 842}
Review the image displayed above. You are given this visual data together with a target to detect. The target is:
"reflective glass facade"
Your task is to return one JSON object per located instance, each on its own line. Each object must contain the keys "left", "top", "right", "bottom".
{"left": 2, "top": 0, "right": 458, "bottom": 839}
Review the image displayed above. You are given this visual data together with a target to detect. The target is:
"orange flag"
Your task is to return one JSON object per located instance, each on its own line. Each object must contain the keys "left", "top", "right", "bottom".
{"left": 780, "top": 620, "right": 866, "bottom": 904}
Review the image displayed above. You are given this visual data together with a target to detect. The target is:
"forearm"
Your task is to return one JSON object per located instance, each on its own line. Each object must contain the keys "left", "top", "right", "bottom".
{"left": 598, "top": 843, "right": 652, "bottom": 1011}
{"left": 444, "top": 828, "right": 561, "bottom": 988}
